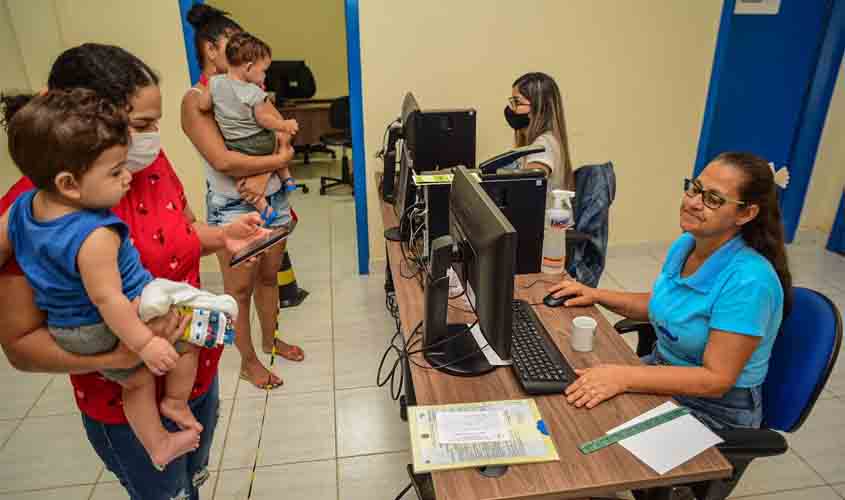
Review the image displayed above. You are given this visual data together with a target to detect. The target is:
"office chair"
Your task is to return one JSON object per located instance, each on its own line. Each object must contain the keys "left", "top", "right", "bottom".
{"left": 615, "top": 286, "right": 842, "bottom": 500}
{"left": 319, "top": 96, "right": 354, "bottom": 195}
{"left": 564, "top": 162, "right": 616, "bottom": 288}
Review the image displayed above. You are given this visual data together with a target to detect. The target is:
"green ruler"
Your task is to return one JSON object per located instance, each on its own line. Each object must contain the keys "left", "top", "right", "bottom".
{"left": 578, "top": 406, "right": 691, "bottom": 454}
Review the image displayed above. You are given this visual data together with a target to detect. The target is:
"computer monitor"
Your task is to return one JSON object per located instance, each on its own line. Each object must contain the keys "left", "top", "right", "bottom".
{"left": 422, "top": 166, "right": 516, "bottom": 376}
{"left": 384, "top": 93, "right": 422, "bottom": 241}
{"left": 265, "top": 61, "right": 316, "bottom": 102}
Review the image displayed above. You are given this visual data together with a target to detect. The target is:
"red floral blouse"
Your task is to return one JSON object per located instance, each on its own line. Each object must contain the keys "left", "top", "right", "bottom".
{"left": 0, "top": 150, "right": 222, "bottom": 424}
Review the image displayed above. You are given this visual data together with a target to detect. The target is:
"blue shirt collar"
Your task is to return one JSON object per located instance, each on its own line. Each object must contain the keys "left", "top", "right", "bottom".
{"left": 667, "top": 233, "right": 746, "bottom": 293}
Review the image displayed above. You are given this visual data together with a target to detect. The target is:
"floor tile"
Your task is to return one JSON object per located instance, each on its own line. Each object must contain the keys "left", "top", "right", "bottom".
{"left": 237, "top": 340, "right": 334, "bottom": 398}
{"left": 338, "top": 451, "right": 413, "bottom": 500}
{"left": 0, "top": 372, "right": 52, "bottom": 420}
{"left": 215, "top": 461, "right": 337, "bottom": 500}
{"left": 787, "top": 398, "right": 845, "bottom": 483}
{"left": 336, "top": 386, "right": 409, "bottom": 457}
{"left": 730, "top": 449, "right": 825, "bottom": 497}
{"left": 334, "top": 326, "right": 397, "bottom": 390}
{"left": 0, "top": 420, "right": 20, "bottom": 451}
{"left": 90, "top": 474, "right": 215, "bottom": 500}
{"left": 217, "top": 398, "right": 267, "bottom": 470}
{"left": 29, "top": 375, "right": 79, "bottom": 417}
{"left": 257, "top": 390, "right": 335, "bottom": 466}
{"left": 0, "top": 485, "right": 92, "bottom": 500}
{"left": 208, "top": 399, "right": 234, "bottom": 472}
{"left": 604, "top": 254, "right": 662, "bottom": 292}
{"left": 731, "top": 485, "right": 842, "bottom": 500}
{"left": 0, "top": 414, "right": 102, "bottom": 492}
{"left": 831, "top": 482, "right": 845, "bottom": 498}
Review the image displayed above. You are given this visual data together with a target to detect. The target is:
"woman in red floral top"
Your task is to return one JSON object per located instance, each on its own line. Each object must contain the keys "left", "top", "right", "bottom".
{"left": 0, "top": 44, "right": 283, "bottom": 499}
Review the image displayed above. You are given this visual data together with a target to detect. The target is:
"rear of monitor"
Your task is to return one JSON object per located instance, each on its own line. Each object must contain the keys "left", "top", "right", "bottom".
{"left": 405, "top": 109, "right": 476, "bottom": 171}
{"left": 422, "top": 166, "right": 516, "bottom": 376}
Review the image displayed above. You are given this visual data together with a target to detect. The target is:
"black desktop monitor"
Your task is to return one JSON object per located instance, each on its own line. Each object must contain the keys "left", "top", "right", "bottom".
{"left": 265, "top": 61, "right": 316, "bottom": 102}
{"left": 422, "top": 166, "right": 516, "bottom": 376}
{"left": 384, "top": 93, "right": 422, "bottom": 242}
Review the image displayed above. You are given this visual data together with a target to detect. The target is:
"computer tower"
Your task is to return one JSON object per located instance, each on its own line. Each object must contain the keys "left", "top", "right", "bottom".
{"left": 405, "top": 109, "right": 476, "bottom": 171}
{"left": 421, "top": 169, "right": 547, "bottom": 275}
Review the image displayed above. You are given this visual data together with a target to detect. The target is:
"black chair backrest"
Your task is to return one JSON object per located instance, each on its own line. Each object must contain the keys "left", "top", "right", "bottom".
{"left": 329, "top": 96, "right": 351, "bottom": 131}
{"left": 266, "top": 60, "right": 316, "bottom": 101}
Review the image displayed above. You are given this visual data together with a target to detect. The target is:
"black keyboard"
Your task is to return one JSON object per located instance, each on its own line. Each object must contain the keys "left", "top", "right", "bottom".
{"left": 510, "top": 299, "right": 576, "bottom": 395}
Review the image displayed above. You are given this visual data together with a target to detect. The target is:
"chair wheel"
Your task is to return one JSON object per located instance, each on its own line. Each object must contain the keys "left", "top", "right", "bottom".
{"left": 320, "top": 187, "right": 327, "bottom": 195}
{"left": 301, "top": 185, "right": 310, "bottom": 194}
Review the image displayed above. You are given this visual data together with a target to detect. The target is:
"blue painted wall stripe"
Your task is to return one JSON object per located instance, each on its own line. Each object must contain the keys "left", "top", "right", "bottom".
{"left": 828, "top": 190, "right": 845, "bottom": 254}
{"left": 177, "top": 0, "right": 203, "bottom": 85}
{"left": 694, "top": 0, "right": 736, "bottom": 176}
{"left": 345, "top": 0, "right": 370, "bottom": 275}
{"left": 786, "top": 0, "right": 845, "bottom": 241}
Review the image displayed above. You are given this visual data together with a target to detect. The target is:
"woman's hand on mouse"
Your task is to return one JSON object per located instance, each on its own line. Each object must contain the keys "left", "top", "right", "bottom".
{"left": 547, "top": 278, "right": 600, "bottom": 307}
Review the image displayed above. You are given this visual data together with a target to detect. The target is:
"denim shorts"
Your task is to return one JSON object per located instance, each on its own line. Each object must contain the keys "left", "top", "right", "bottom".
{"left": 641, "top": 350, "right": 763, "bottom": 430}
{"left": 206, "top": 187, "right": 291, "bottom": 228}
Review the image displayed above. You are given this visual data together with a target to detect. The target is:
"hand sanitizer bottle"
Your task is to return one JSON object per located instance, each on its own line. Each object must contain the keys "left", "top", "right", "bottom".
{"left": 541, "top": 189, "right": 575, "bottom": 274}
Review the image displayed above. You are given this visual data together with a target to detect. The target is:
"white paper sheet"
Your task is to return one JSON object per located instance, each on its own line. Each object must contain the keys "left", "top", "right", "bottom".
{"left": 435, "top": 410, "right": 511, "bottom": 444}
{"left": 607, "top": 402, "right": 723, "bottom": 475}
{"left": 470, "top": 323, "right": 511, "bottom": 366}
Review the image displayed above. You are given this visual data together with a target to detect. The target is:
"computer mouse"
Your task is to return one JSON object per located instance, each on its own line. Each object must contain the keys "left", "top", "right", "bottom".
{"left": 543, "top": 292, "right": 567, "bottom": 308}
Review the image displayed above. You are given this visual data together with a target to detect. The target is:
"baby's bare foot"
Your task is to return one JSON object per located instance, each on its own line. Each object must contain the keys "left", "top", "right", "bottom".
{"left": 150, "top": 428, "right": 200, "bottom": 470}
{"left": 160, "top": 397, "right": 203, "bottom": 433}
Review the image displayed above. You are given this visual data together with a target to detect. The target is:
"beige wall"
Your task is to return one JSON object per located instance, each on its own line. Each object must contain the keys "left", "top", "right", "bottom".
{"left": 215, "top": 0, "right": 349, "bottom": 99}
{"left": 359, "top": 1, "right": 724, "bottom": 262}
{"left": 799, "top": 59, "right": 845, "bottom": 235}
{"left": 0, "top": 0, "right": 31, "bottom": 194}
{"left": 1, "top": 0, "right": 215, "bottom": 269}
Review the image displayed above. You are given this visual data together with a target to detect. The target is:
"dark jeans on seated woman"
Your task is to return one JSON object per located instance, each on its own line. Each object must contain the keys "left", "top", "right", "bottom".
{"left": 640, "top": 350, "right": 763, "bottom": 430}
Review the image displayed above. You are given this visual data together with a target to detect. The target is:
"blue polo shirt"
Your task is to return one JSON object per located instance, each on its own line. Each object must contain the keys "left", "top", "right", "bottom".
{"left": 648, "top": 233, "right": 783, "bottom": 388}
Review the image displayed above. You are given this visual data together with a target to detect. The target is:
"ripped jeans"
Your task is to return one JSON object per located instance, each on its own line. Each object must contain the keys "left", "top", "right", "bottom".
{"left": 82, "top": 376, "right": 220, "bottom": 500}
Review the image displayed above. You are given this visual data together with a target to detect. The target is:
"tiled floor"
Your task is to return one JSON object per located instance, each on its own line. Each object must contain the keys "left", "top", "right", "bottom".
{"left": 0, "top": 157, "right": 843, "bottom": 499}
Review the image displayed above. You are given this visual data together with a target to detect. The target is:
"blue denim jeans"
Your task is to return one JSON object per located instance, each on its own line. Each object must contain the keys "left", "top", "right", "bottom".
{"left": 640, "top": 351, "right": 763, "bottom": 430}
{"left": 82, "top": 377, "right": 220, "bottom": 500}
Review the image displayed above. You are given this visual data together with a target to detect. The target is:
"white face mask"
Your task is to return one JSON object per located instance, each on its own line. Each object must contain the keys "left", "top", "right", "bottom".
{"left": 126, "top": 131, "right": 161, "bottom": 173}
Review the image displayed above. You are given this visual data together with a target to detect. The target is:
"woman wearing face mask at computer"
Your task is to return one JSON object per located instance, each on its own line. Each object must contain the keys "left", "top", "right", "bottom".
{"left": 505, "top": 72, "right": 575, "bottom": 191}
{"left": 547, "top": 153, "right": 792, "bottom": 431}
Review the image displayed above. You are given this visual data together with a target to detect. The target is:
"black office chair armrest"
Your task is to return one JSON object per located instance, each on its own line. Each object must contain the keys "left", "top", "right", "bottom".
{"left": 715, "top": 428, "right": 788, "bottom": 460}
{"left": 614, "top": 318, "right": 651, "bottom": 334}
{"left": 613, "top": 319, "right": 657, "bottom": 358}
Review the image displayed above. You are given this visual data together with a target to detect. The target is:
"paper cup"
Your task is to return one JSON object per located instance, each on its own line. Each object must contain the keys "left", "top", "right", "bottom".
{"left": 571, "top": 316, "right": 597, "bottom": 352}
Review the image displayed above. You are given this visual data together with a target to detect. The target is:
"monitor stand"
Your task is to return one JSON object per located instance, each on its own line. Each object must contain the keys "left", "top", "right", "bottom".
{"left": 422, "top": 235, "right": 494, "bottom": 377}
{"left": 384, "top": 226, "right": 402, "bottom": 242}
{"left": 423, "top": 323, "right": 493, "bottom": 377}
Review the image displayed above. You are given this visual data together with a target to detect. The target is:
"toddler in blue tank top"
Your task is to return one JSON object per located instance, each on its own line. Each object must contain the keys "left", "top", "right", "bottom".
{"left": 0, "top": 90, "right": 240, "bottom": 470}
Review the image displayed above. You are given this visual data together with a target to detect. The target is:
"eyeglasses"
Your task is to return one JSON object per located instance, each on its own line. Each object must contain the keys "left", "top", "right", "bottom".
{"left": 684, "top": 178, "right": 746, "bottom": 209}
{"left": 508, "top": 96, "right": 530, "bottom": 109}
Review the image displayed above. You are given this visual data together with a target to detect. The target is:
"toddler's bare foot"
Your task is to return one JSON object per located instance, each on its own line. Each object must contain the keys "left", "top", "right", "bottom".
{"left": 150, "top": 428, "right": 201, "bottom": 470}
{"left": 160, "top": 397, "right": 203, "bottom": 433}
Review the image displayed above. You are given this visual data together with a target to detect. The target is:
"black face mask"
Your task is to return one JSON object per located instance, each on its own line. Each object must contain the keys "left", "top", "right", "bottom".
{"left": 504, "top": 106, "right": 530, "bottom": 130}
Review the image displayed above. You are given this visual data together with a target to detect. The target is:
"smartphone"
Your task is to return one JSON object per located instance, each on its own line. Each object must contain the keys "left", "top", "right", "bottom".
{"left": 229, "top": 225, "right": 291, "bottom": 267}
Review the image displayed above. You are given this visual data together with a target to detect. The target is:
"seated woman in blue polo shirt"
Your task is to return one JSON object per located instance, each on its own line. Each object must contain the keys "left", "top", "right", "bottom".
{"left": 547, "top": 152, "right": 792, "bottom": 430}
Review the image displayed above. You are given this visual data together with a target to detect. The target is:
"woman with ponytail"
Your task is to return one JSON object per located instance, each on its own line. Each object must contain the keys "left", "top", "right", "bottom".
{"left": 546, "top": 152, "right": 791, "bottom": 430}
{"left": 182, "top": 3, "right": 306, "bottom": 392}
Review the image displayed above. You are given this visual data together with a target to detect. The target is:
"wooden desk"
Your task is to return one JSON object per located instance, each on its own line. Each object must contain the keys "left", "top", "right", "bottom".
{"left": 277, "top": 102, "right": 342, "bottom": 164}
{"left": 381, "top": 201, "right": 731, "bottom": 500}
